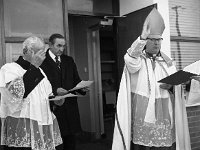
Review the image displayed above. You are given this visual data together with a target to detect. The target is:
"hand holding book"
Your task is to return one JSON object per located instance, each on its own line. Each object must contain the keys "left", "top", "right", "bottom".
{"left": 57, "top": 87, "right": 69, "bottom": 95}
{"left": 190, "top": 75, "right": 200, "bottom": 82}
{"left": 68, "top": 80, "right": 93, "bottom": 92}
{"left": 49, "top": 80, "right": 93, "bottom": 101}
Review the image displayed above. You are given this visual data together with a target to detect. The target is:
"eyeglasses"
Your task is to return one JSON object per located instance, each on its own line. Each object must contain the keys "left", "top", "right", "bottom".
{"left": 147, "top": 38, "right": 163, "bottom": 42}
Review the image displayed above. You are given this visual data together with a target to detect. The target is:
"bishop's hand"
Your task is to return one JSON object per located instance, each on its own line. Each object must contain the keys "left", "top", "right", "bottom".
{"left": 190, "top": 75, "right": 200, "bottom": 82}
{"left": 140, "top": 18, "right": 150, "bottom": 40}
{"left": 160, "top": 83, "right": 173, "bottom": 90}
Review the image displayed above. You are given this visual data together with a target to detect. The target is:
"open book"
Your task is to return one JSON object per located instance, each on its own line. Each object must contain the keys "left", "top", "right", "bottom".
{"left": 158, "top": 70, "right": 197, "bottom": 85}
{"left": 159, "top": 60, "right": 200, "bottom": 85}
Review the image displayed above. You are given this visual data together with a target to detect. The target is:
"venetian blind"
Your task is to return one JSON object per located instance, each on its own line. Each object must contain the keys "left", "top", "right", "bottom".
{"left": 169, "top": 0, "right": 200, "bottom": 70}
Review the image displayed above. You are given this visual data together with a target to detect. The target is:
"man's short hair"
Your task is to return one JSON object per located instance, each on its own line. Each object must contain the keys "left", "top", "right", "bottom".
{"left": 23, "top": 36, "right": 45, "bottom": 52}
{"left": 49, "top": 33, "right": 65, "bottom": 45}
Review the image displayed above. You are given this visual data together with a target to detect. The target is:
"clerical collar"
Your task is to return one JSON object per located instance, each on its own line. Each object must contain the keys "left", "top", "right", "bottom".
{"left": 145, "top": 51, "right": 161, "bottom": 60}
{"left": 15, "top": 56, "right": 31, "bottom": 70}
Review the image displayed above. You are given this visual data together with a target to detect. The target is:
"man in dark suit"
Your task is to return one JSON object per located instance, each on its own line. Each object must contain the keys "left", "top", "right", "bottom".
{"left": 40, "top": 33, "right": 86, "bottom": 150}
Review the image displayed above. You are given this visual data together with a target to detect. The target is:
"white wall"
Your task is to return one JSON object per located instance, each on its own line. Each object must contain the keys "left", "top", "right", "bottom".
{"left": 155, "top": 0, "right": 171, "bottom": 57}
{"left": 119, "top": 0, "right": 154, "bottom": 17}
{"left": 119, "top": 0, "right": 171, "bottom": 57}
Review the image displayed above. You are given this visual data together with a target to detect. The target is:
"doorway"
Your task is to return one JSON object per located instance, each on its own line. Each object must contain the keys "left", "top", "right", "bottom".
{"left": 68, "top": 15, "right": 117, "bottom": 144}
{"left": 87, "top": 23, "right": 117, "bottom": 141}
{"left": 99, "top": 25, "right": 117, "bottom": 140}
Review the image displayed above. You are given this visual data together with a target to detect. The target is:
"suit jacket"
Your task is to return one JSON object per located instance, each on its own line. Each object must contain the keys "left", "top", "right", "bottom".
{"left": 40, "top": 50, "right": 82, "bottom": 136}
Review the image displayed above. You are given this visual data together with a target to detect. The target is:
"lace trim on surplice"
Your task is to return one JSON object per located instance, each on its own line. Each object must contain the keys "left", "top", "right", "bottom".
{"left": 1, "top": 117, "right": 62, "bottom": 150}
{"left": 131, "top": 93, "right": 175, "bottom": 147}
{"left": 131, "top": 119, "right": 175, "bottom": 147}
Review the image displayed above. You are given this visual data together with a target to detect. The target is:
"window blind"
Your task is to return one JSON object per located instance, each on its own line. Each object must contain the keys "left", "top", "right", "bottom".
{"left": 169, "top": 0, "right": 200, "bottom": 69}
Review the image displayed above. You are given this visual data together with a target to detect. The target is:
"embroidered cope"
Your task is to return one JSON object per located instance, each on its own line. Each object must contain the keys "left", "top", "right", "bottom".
{"left": 112, "top": 37, "right": 191, "bottom": 150}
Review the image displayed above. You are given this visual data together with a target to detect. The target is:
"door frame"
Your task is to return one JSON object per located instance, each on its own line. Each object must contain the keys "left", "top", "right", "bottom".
{"left": 87, "top": 25, "right": 104, "bottom": 139}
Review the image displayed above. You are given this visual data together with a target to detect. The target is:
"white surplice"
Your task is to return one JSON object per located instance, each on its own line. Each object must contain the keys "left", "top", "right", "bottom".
{"left": 0, "top": 62, "right": 62, "bottom": 150}
{"left": 184, "top": 60, "right": 200, "bottom": 106}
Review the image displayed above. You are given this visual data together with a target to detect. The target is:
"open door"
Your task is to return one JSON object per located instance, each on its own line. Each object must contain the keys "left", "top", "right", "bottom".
{"left": 87, "top": 26, "right": 104, "bottom": 139}
{"left": 115, "top": 4, "right": 156, "bottom": 80}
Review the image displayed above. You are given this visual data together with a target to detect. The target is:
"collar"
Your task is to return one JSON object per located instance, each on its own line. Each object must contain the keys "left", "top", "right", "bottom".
{"left": 48, "top": 49, "right": 61, "bottom": 62}
{"left": 15, "top": 56, "right": 31, "bottom": 70}
{"left": 145, "top": 51, "right": 161, "bottom": 60}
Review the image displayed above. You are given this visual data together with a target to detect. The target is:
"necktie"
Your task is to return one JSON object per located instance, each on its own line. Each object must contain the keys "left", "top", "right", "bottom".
{"left": 55, "top": 56, "right": 61, "bottom": 68}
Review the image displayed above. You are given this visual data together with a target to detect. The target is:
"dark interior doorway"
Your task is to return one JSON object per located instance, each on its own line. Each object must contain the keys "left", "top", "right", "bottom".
{"left": 99, "top": 24, "right": 117, "bottom": 141}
